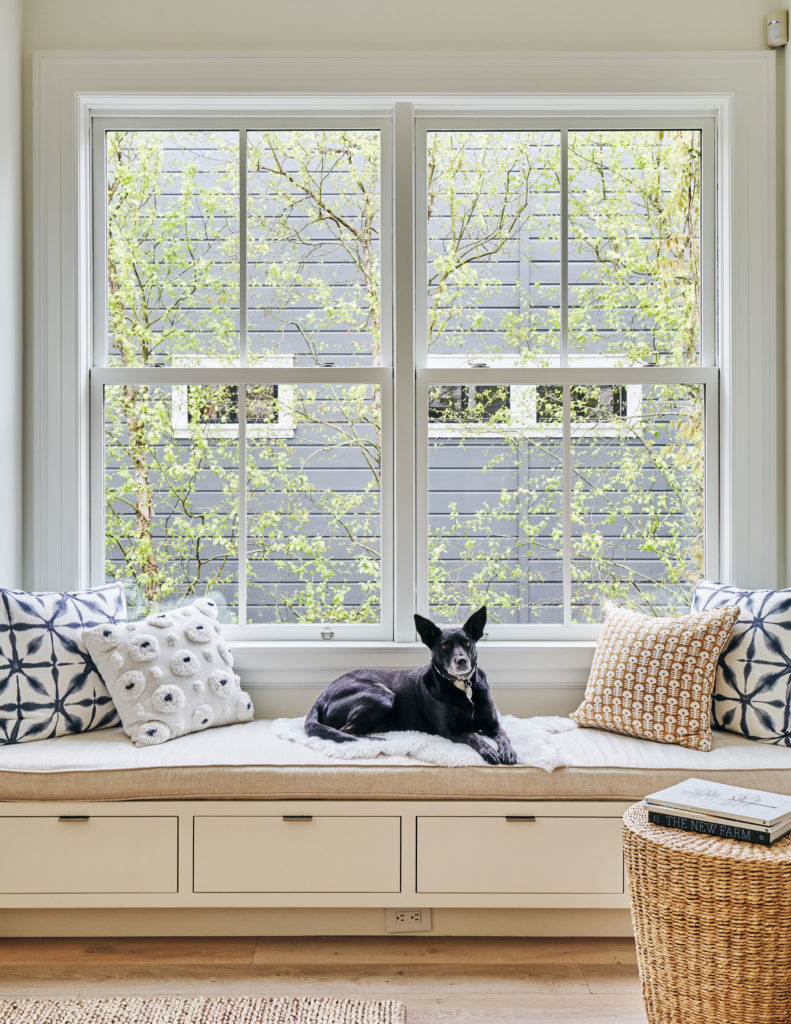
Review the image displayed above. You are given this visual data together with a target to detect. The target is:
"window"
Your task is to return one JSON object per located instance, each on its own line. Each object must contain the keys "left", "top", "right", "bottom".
{"left": 199, "top": 385, "right": 277, "bottom": 427}
{"left": 97, "top": 126, "right": 386, "bottom": 629}
{"left": 89, "top": 108, "right": 717, "bottom": 636}
{"left": 430, "top": 382, "right": 510, "bottom": 419}
{"left": 427, "top": 356, "right": 515, "bottom": 435}
{"left": 535, "top": 385, "right": 626, "bottom": 425}
{"left": 426, "top": 356, "right": 641, "bottom": 437}
{"left": 419, "top": 125, "right": 712, "bottom": 626}
{"left": 172, "top": 358, "right": 295, "bottom": 439}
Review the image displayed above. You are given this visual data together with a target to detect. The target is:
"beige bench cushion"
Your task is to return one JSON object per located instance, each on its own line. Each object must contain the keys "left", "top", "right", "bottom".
{"left": 0, "top": 719, "right": 789, "bottom": 802}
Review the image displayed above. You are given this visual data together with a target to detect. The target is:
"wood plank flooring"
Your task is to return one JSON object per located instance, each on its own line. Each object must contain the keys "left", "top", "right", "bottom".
{"left": 0, "top": 937, "right": 647, "bottom": 1023}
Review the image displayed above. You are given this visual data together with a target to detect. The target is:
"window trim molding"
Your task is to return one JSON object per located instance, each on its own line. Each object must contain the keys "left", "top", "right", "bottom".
{"left": 31, "top": 51, "right": 779, "bottom": 666}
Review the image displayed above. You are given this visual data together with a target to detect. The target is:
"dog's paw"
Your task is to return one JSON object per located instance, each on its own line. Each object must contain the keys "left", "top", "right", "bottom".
{"left": 476, "top": 744, "right": 500, "bottom": 765}
{"left": 497, "top": 746, "right": 519, "bottom": 766}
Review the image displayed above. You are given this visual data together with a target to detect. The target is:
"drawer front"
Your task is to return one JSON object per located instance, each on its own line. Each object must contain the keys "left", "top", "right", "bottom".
{"left": 417, "top": 816, "right": 623, "bottom": 894}
{"left": 193, "top": 815, "right": 401, "bottom": 893}
{"left": 0, "top": 816, "right": 178, "bottom": 894}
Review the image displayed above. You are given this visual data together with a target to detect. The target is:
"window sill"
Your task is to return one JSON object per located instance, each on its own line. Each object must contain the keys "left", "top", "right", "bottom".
{"left": 229, "top": 638, "right": 597, "bottom": 688}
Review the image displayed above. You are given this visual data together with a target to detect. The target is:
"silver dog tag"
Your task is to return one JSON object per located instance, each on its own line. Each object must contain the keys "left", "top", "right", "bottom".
{"left": 466, "top": 683, "right": 473, "bottom": 701}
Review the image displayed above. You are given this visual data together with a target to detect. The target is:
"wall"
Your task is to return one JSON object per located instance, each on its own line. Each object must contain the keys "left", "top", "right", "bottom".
{"left": 20, "top": 0, "right": 784, "bottom": 53}
{"left": 0, "top": 0, "right": 22, "bottom": 587}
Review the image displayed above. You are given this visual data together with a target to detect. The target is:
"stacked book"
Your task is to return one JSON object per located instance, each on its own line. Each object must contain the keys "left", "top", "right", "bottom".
{"left": 644, "top": 778, "right": 791, "bottom": 846}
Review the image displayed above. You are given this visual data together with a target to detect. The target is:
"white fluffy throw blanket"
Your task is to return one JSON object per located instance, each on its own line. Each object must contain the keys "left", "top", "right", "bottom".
{"left": 272, "top": 715, "right": 577, "bottom": 772}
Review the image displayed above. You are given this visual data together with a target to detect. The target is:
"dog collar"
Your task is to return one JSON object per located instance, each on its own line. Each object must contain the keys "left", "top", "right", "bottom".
{"left": 433, "top": 664, "right": 474, "bottom": 702}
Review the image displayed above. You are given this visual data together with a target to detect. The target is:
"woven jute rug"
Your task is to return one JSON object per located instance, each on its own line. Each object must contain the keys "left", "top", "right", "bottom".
{"left": 0, "top": 996, "right": 405, "bottom": 1023}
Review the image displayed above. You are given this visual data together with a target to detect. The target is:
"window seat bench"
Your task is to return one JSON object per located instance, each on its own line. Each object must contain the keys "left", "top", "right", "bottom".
{"left": 1, "top": 720, "right": 788, "bottom": 938}
{"left": 0, "top": 718, "right": 789, "bottom": 802}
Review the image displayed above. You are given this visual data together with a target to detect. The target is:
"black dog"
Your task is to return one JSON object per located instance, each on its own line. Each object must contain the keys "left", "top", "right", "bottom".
{"left": 304, "top": 606, "right": 517, "bottom": 765}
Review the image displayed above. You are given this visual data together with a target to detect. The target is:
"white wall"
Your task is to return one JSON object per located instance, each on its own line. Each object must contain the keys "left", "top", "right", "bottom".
{"left": 0, "top": 0, "right": 22, "bottom": 587}
{"left": 20, "top": 0, "right": 783, "bottom": 53}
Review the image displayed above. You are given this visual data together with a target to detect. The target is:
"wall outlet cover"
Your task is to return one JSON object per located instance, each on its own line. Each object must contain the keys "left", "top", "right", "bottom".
{"left": 385, "top": 908, "right": 432, "bottom": 932}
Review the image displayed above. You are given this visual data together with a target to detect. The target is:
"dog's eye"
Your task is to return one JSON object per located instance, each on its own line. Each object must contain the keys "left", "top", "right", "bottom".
{"left": 463, "top": 640, "right": 470, "bottom": 648}
{"left": 442, "top": 643, "right": 449, "bottom": 650}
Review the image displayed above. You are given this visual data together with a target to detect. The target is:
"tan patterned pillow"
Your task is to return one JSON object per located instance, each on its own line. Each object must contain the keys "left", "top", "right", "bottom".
{"left": 571, "top": 601, "right": 740, "bottom": 751}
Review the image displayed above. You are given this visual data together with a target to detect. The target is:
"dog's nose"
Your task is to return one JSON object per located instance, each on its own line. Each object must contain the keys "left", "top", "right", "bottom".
{"left": 454, "top": 655, "right": 470, "bottom": 668}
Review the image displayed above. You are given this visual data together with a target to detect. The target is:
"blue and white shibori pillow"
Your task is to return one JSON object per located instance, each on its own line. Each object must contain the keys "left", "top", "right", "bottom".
{"left": 691, "top": 580, "right": 791, "bottom": 745}
{"left": 0, "top": 584, "right": 126, "bottom": 744}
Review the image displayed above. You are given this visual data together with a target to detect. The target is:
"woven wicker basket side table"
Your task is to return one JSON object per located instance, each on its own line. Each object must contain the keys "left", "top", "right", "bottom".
{"left": 623, "top": 803, "right": 791, "bottom": 1024}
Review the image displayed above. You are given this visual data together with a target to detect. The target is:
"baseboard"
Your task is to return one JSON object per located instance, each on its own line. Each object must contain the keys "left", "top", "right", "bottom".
{"left": 0, "top": 907, "right": 634, "bottom": 937}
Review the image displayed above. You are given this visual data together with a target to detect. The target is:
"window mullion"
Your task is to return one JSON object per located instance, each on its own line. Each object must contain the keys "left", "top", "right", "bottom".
{"left": 237, "top": 129, "right": 248, "bottom": 627}
{"left": 237, "top": 387, "right": 248, "bottom": 627}
{"left": 240, "top": 127, "right": 248, "bottom": 368}
{"left": 561, "top": 129, "right": 572, "bottom": 625}
{"left": 562, "top": 384, "right": 572, "bottom": 625}
{"left": 560, "top": 128, "right": 569, "bottom": 367}
{"left": 394, "top": 101, "right": 417, "bottom": 641}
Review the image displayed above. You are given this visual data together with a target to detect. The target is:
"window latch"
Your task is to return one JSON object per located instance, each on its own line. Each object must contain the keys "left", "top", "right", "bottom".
{"left": 320, "top": 628, "right": 335, "bottom": 640}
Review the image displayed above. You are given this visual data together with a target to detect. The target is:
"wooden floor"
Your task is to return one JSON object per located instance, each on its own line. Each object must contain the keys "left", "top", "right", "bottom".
{"left": 0, "top": 936, "right": 647, "bottom": 1022}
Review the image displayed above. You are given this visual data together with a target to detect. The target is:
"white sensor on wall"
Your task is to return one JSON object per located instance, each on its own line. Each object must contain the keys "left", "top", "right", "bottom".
{"left": 766, "top": 10, "right": 788, "bottom": 47}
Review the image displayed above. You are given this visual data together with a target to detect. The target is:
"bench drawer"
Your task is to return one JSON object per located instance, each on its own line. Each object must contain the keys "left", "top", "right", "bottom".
{"left": 417, "top": 815, "right": 623, "bottom": 894}
{"left": 0, "top": 816, "right": 178, "bottom": 894}
{"left": 193, "top": 815, "right": 401, "bottom": 893}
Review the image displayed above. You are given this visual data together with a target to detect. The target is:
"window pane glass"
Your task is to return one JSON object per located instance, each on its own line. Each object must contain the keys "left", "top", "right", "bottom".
{"left": 104, "top": 384, "right": 240, "bottom": 620}
{"left": 247, "top": 131, "right": 382, "bottom": 367}
{"left": 537, "top": 383, "right": 628, "bottom": 424}
{"left": 106, "top": 131, "right": 240, "bottom": 367}
{"left": 570, "top": 383, "right": 704, "bottom": 620}
{"left": 568, "top": 130, "right": 701, "bottom": 367}
{"left": 426, "top": 131, "right": 561, "bottom": 366}
{"left": 427, "top": 389, "right": 563, "bottom": 624}
{"left": 246, "top": 384, "right": 382, "bottom": 624}
{"left": 187, "top": 383, "right": 279, "bottom": 427}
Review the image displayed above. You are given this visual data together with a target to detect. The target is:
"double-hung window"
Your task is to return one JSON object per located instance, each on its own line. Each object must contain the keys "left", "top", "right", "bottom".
{"left": 90, "top": 107, "right": 716, "bottom": 638}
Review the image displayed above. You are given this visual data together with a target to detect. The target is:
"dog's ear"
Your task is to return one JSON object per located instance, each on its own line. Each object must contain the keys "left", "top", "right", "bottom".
{"left": 463, "top": 605, "right": 487, "bottom": 642}
{"left": 414, "top": 613, "right": 441, "bottom": 649}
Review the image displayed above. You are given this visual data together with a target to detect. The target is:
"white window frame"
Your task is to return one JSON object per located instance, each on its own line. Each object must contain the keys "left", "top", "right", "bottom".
{"left": 31, "top": 52, "right": 778, "bottom": 686}
{"left": 92, "top": 111, "right": 714, "bottom": 640}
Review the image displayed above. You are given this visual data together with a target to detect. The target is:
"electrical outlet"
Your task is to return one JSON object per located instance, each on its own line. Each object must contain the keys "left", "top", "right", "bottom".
{"left": 385, "top": 908, "right": 432, "bottom": 932}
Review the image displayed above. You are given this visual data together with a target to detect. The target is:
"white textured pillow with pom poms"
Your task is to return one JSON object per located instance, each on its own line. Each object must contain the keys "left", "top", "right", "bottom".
{"left": 84, "top": 598, "right": 254, "bottom": 747}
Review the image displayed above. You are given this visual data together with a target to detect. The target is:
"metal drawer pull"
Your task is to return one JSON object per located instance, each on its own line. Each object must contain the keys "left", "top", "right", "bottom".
{"left": 505, "top": 816, "right": 537, "bottom": 823}
{"left": 57, "top": 816, "right": 90, "bottom": 822}
{"left": 282, "top": 815, "right": 313, "bottom": 822}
